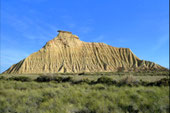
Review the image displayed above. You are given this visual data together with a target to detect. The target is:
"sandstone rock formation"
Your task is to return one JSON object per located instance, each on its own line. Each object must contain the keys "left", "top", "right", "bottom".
{"left": 3, "top": 30, "right": 167, "bottom": 74}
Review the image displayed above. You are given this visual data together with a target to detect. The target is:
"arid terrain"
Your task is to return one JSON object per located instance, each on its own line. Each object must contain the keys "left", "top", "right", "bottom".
{"left": 3, "top": 31, "right": 167, "bottom": 74}
{"left": 1, "top": 0, "right": 169, "bottom": 112}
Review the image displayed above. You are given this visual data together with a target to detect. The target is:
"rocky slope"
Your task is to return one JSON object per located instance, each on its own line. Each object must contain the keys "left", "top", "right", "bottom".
{"left": 3, "top": 30, "right": 167, "bottom": 74}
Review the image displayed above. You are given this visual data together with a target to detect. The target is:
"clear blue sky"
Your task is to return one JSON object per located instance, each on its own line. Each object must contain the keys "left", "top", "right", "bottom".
{"left": 0, "top": 0, "right": 169, "bottom": 73}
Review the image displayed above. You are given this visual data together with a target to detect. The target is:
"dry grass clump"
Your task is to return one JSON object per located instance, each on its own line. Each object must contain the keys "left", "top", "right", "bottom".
{"left": 119, "top": 75, "right": 139, "bottom": 86}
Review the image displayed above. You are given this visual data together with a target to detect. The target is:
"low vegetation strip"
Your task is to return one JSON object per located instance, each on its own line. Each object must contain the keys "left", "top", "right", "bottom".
{"left": 0, "top": 75, "right": 169, "bottom": 86}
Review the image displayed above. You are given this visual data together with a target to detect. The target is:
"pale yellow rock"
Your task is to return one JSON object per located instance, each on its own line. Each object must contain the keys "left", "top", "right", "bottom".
{"left": 3, "top": 30, "right": 167, "bottom": 74}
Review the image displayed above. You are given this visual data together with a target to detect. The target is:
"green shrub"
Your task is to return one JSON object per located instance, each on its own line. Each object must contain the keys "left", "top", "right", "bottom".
{"left": 74, "top": 108, "right": 91, "bottom": 113}
{"left": 53, "top": 76, "right": 73, "bottom": 83}
{"left": 93, "top": 84, "right": 106, "bottom": 90}
{"left": 140, "top": 80, "right": 148, "bottom": 86}
{"left": 62, "top": 77, "right": 73, "bottom": 82}
{"left": 97, "top": 77, "right": 116, "bottom": 85}
{"left": 36, "top": 75, "right": 53, "bottom": 82}
{"left": 36, "top": 76, "right": 73, "bottom": 83}
{"left": 0, "top": 76, "right": 5, "bottom": 80}
{"left": 156, "top": 78, "right": 169, "bottom": 86}
{"left": 73, "top": 78, "right": 91, "bottom": 84}
{"left": 146, "top": 78, "right": 170, "bottom": 86}
{"left": 80, "top": 78, "right": 91, "bottom": 83}
{"left": 7, "top": 76, "right": 32, "bottom": 82}
{"left": 120, "top": 105, "right": 139, "bottom": 113}
{"left": 53, "top": 76, "right": 63, "bottom": 83}
{"left": 78, "top": 72, "right": 85, "bottom": 75}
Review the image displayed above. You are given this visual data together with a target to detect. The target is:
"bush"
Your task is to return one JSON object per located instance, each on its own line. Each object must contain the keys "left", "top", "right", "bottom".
{"left": 36, "top": 75, "right": 53, "bottom": 82}
{"left": 93, "top": 84, "right": 106, "bottom": 90}
{"left": 156, "top": 78, "right": 169, "bottom": 86}
{"left": 96, "top": 77, "right": 116, "bottom": 85}
{"left": 78, "top": 72, "right": 85, "bottom": 75}
{"left": 140, "top": 80, "right": 148, "bottom": 86}
{"left": 53, "top": 76, "right": 63, "bottom": 83}
{"left": 121, "top": 105, "right": 139, "bottom": 113}
{"left": 8, "top": 76, "right": 32, "bottom": 82}
{"left": 146, "top": 78, "right": 170, "bottom": 86}
{"left": 0, "top": 76, "right": 5, "bottom": 80}
{"left": 53, "top": 76, "right": 73, "bottom": 83}
{"left": 62, "top": 77, "right": 73, "bottom": 82}
{"left": 73, "top": 78, "right": 91, "bottom": 84}
{"left": 36, "top": 76, "right": 73, "bottom": 83}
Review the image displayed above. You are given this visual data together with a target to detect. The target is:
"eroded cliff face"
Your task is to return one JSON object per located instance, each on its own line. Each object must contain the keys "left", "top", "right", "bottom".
{"left": 3, "top": 31, "right": 167, "bottom": 74}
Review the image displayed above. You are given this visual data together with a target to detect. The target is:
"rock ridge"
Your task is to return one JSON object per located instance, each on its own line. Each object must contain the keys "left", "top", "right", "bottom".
{"left": 3, "top": 31, "right": 167, "bottom": 74}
